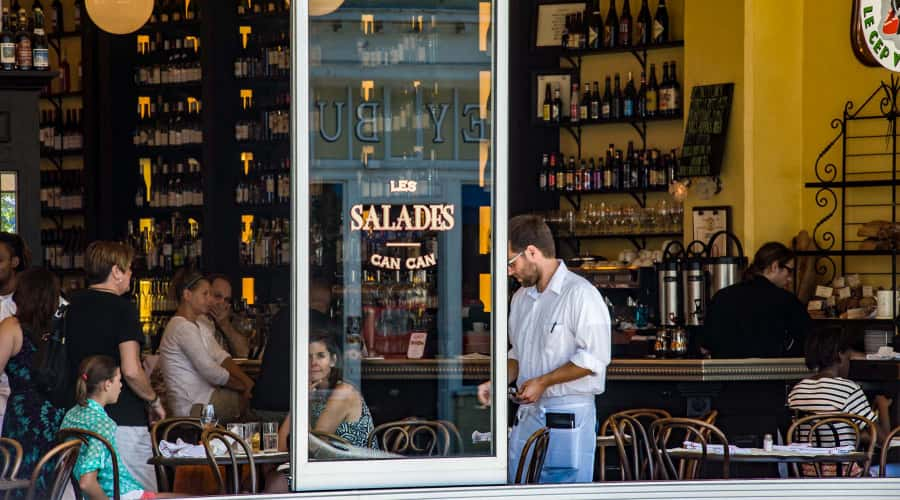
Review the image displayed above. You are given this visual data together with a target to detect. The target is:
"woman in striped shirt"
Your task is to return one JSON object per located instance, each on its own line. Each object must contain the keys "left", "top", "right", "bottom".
{"left": 787, "top": 328, "right": 891, "bottom": 447}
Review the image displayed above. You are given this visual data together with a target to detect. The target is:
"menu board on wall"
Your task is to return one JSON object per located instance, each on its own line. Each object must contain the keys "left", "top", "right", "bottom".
{"left": 678, "top": 83, "right": 734, "bottom": 178}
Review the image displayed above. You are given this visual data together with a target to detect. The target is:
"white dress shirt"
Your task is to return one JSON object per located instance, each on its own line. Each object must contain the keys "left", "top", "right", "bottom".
{"left": 508, "top": 261, "right": 611, "bottom": 399}
{"left": 159, "top": 315, "right": 232, "bottom": 416}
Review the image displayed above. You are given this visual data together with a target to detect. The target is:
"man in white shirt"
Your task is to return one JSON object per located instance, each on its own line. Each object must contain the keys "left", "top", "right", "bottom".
{"left": 479, "top": 215, "right": 611, "bottom": 483}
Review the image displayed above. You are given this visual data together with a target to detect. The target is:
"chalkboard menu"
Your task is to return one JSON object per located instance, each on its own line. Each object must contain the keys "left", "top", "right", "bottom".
{"left": 679, "top": 83, "right": 734, "bottom": 178}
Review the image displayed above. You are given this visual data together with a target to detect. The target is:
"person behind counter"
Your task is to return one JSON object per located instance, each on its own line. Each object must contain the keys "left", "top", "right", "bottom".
{"left": 701, "top": 241, "right": 810, "bottom": 358}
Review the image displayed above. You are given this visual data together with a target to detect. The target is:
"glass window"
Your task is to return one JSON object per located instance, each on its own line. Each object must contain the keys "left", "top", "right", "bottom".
{"left": 296, "top": 0, "right": 506, "bottom": 490}
{"left": 0, "top": 172, "right": 17, "bottom": 232}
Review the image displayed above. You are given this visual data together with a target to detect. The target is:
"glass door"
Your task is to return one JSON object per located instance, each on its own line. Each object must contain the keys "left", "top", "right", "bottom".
{"left": 291, "top": 0, "right": 509, "bottom": 491}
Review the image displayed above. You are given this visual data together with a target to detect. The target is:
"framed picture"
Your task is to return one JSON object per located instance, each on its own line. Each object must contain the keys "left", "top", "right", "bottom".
{"left": 692, "top": 206, "right": 732, "bottom": 256}
{"left": 531, "top": 70, "right": 574, "bottom": 125}
{"left": 533, "top": 1, "right": 586, "bottom": 49}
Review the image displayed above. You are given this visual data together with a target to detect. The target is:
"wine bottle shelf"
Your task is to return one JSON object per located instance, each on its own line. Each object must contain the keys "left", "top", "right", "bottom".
{"left": 794, "top": 249, "right": 900, "bottom": 257}
{"left": 41, "top": 90, "right": 84, "bottom": 100}
{"left": 558, "top": 231, "right": 683, "bottom": 240}
{"left": 536, "top": 112, "right": 683, "bottom": 130}
{"left": 133, "top": 206, "right": 204, "bottom": 217}
{"left": 559, "top": 40, "right": 684, "bottom": 57}
{"left": 236, "top": 204, "right": 291, "bottom": 215}
{"left": 139, "top": 19, "right": 202, "bottom": 34}
{"left": 234, "top": 76, "right": 290, "bottom": 88}
{"left": 135, "top": 81, "right": 203, "bottom": 92}
{"left": 42, "top": 209, "right": 85, "bottom": 217}
{"left": 237, "top": 12, "right": 290, "bottom": 24}
{"left": 550, "top": 185, "right": 669, "bottom": 196}
{"left": 235, "top": 138, "right": 290, "bottom": 148}
{"left": 805, "top": 179, "right": 900, "bottom": 189}
{"left": 134, "top": 144, "right": 202, "bottom": 156}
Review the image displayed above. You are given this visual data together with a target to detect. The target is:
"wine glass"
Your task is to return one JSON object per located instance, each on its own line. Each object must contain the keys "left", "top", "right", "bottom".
{"left": 200, "top": 404, "right": 217, "bottom": 429}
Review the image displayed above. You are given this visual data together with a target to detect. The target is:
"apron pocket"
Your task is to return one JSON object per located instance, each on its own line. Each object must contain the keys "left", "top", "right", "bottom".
{"left": 544, "top": 412, "right": 582, "bottom": 469}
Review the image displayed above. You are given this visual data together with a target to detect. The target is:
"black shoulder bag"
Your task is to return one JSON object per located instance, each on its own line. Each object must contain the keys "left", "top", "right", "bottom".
{"left": 33, "top": 303, "right": 72, "bottom": 408}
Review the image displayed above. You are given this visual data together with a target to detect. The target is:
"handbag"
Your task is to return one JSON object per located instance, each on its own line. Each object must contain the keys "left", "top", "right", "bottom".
{"left": 32, "top": 303, "right": 72, "bottom": 408}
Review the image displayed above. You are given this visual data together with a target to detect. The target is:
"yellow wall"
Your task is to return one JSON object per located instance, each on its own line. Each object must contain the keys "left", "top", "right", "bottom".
{"left": 682, "top": 0, "right": 745, "bottom": 250}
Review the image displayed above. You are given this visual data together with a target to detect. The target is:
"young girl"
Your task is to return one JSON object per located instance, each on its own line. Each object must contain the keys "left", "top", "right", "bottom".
{"left": 60, "top": 356, "right": 178, "bottom": 500}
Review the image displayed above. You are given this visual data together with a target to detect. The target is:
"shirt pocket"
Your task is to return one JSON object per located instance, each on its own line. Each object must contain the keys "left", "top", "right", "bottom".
{"left": 541, "top": 320, "right": 574, "bottom": 357}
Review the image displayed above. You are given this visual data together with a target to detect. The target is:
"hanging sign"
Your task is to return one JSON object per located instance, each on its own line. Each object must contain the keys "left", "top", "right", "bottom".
{"left": 349, "top": 204, "right": 456, "bottom": 232}
{"left": 859, "top": 0, "right": 900, "bottom": 71}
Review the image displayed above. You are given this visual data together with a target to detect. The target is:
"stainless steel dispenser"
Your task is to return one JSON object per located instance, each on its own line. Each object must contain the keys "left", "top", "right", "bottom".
{"left": 657, "top": 241, "right": 684, "bottom": 327}
{"left": 682, "top": 259, "right": 707, "bottom": 326}
{"left": 705, "top": 231, "right": 747, "bottom": 299}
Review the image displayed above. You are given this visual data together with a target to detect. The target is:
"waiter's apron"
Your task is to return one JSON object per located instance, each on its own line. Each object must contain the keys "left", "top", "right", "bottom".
{"left": 507, "top": 394, "right": 596, "bottom": 484}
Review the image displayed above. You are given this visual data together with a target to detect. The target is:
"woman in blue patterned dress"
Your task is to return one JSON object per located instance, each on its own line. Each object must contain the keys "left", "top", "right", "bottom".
{"left": 0, "top": 268, "right": 65, "bottom": 497}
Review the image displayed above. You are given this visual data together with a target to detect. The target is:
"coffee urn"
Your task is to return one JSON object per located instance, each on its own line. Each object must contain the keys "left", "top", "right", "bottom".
{"left": 705, "top": 230, "right": 747, "bottom": 299}
{"left": 682, "top": 258, "right": 707, "bottom": 326}
{"left": 657, "top": 241, "right": 684, "bottom": 327}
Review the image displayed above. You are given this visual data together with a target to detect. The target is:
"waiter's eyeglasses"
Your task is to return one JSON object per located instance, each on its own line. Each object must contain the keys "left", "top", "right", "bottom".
{"left": 507, "top": 251, "right": 524, "bottom": 267}
{"left": 782, "top": 264, "right": 794, "bottom": 273}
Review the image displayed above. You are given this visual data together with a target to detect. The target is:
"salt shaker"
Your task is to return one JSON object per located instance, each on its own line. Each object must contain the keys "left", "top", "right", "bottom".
{"left": 763, "top": 433, "right": 773, "bottom": 451}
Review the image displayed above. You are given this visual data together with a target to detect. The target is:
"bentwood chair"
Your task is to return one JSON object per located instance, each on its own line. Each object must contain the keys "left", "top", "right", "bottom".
{"left": 513, "top": 427, "right": 550, "bottom": 484}
{"left": 150, "top": 417, "right": 204, "bottom": 492}
{"left": 0, "top": 437, "right": 22, "bottom": 481}
{"left": 878, "top": 425, "right": 900, "bottom": 477}
{"left": 201, "top": 427, "right": 257, "bottom": 495}
{"left": 366, "top": 419, "right": 452, "bottom": 456}
{"left": 787, "top": 412, "right": 876, "bottom": 478}
{"left": 436, "top": 419, "right": 465, "bottom": 454}
{"left": 25, "top": 439, "right": 80, "bottom": 500}
{"left": 607, "top": 413, "right": 656, "bottom": 481}
{"left": 599, "top": 409, "right": 671, "bottom": 481}
{"left": 650, "top": 417, "right": 731, "bottom": 480}
{"left": 310, "top": 430, "right": 351, "bottom": 448}
{"left": 56, "top": 428, "right": 123, "bottom": 500}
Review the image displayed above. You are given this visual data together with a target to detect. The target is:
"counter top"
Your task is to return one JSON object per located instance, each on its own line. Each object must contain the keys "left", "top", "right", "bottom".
{"left": 237, "top": 356, "right": 815, "bottom": 382}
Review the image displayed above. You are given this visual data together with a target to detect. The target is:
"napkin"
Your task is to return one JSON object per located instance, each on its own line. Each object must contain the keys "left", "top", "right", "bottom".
{"left": 159, "top": 438, "right": 228, "bottom": 457}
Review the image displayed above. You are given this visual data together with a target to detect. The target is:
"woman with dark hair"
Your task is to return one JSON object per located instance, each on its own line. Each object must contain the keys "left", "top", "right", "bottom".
{"left": 0, "top": 268, "right": 65, "bottom": 497}
{"left": 60, "top": 356, "right": 179, "bottom": 499}
{"left": 276, "top": 333, "right": 376, "bottom": 451}
{"left": 701, "top": 241, "right": 810, "bottom": 358}
{"left": 159, "top": 269, "right": 253, "bottom": 421}
{"left": 0, "top": 232, "right": 31, "bottom": 436}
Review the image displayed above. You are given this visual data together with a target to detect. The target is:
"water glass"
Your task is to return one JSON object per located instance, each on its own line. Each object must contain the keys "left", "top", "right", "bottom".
{"left": 200, "top": 404, "right": 217, "bottom": 429}
{"left": 245, "top": 422, "right": 261, "bottom": 453}
{"left": 262, "top": 422, "right": 279, "bottom": 453}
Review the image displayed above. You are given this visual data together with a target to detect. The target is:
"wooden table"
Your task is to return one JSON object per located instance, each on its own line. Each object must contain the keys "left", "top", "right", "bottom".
{"left": 0, "top": 478, "right": 30, "bottom": 491}
{"left": 148, "top": 451, "right": 289, "bottom": 467}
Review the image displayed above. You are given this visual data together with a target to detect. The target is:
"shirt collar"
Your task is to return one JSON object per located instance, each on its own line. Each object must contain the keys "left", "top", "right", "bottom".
{"left": 85, "top": 399, "right": 106, "bottom": 414}
{"left": 525, "top": 260, "right": 569, "bottom": 299}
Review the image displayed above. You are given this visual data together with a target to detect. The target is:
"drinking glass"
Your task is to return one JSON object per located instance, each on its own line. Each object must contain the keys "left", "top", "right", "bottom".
{"left": 200, "top": 404, "right": 217, "bottom": 429}
{"left": 245, "top": 422, "right": 261, "bottom": 453}
{"left": 262, "top": 422, "right": 279, "bottom": 453}
{"left": 226, "top": 423, "right": 246, "bottom": 454}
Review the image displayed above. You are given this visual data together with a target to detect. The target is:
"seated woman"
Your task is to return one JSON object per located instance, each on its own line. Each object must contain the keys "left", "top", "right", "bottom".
{"left": 60, "top": 355, "right": 179, "bottom": 500}
{"left": 788, "top": 328, "right": 892, "bottom": 477}
{"left": 264, "top": 334, "right": 375, "bottom": 493}
{"left": 159, "top": 269, "right": 253, "bottom": 421}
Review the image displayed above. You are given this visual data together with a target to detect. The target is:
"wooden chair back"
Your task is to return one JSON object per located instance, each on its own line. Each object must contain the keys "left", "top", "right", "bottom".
{"left": 786, "top": 412, "right": 876, "bottom": 477}
{"left": 608, "top": 413, "right": 655, "bottom": 481}
{"left": 879, "top": 425, "right": 900, "bottom": 477}
{"left": 650, "top": 417, "right": 730, "bottom": 480}
{"left": 599, "top": 408, "right": 671, "bottom": 481}
{"left": 25, "top": 439, "right": 81, "bottom": 500}
{"left": 201, "top": 427, "right": 257, "bottom": 495}
{"left": 57, "top": 428, "right": 121, "bottom": 500}
{"left": 366, "top": 419, "right": 452, "bottom": 456}
{"left": 149, "top": 417, "right": 203, "bottom": 492}
{"left": 0, "top": 437, "right": 22, "bottom": 480}
{"left": 513, "top": 427, "right": 550, "bottom": 484}
{"left": 436, "top": 419, "right": 465, "bottom": 454}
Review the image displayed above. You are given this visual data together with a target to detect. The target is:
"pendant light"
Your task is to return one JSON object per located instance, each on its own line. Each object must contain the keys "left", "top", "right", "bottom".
{"left": 85, "top": 0, "right": 153, "bottom": 34}
{"left": 310, "top": 0, "right": 343, "bottom": 16}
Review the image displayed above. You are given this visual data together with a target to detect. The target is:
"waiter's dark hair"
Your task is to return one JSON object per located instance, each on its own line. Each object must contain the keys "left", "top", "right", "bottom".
{"left": 804, "top": 328, "right": 849, "bottom": 371}
{"left": 509, "top": 215, "right": 555, "bottom": 259}
{"left": 746, "top": 242, "right": 794, "bottom": 278}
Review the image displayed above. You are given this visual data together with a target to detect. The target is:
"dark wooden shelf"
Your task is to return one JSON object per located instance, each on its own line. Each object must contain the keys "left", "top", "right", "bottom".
{"left": 235, "top": 139, "right": 289, "bottom": 149}
{"left": 237, "top": 12, "right": 290, "bottom": 24}
{"left": 536, "top": 112, "right": 683, "bottom": 129}
{"left": 41, "top": 90, "right": 84, "bottom": 100}
{"left": 42, "top": 208, "right": 85, "bottom": 216}
{"left": 49, "top": 30, "right": 82, "bottom": 39}
{"left": 549, "top": 186, "right": 670, "bottom": 196}
{"left": 236, "top": 204, "right": 290, "bottom": 215}
{"left": 805, "top": 180, "right": 900, "bottom": 188}
{"left": 133, "top": 206, "right": 204, "bottom": 218}
{"left": 134, "top": 144, "right": 202, "bottom": 156}
{"left": 139, "top": 19, "right": 202, "bottom": 34}
{"left": 558, "top": 231, "right": 683, "bottom": 240}
{"left": 558, "top": 40, "right": 685, "bottom": 57}
{"left": 0, "top": 70, "right": 58, "bottom": 90}
{"left": 135, "top": 81, "right": 202, "bottom": 92}
{"left": 41, "top": 148, "right": 84, "bottom": 158}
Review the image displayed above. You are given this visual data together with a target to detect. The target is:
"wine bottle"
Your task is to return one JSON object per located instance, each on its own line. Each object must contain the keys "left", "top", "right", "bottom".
{"left": 668, "top": 60, "right": 681, "bottom": 116}
{"left": 590, "top": 81, "right": 600, "bottom": 120}
{"left": 659, "top": 62, "right": 670, "bottom": 116}
{"left": 601, "top": 76, "right": 612, "bottom": 120}
{"left": 580, "top": 82, "right": 590, "bottom": 121}
{"left": 646, "top": 63, "right": 658, "bottom": 117}
{"left": 539, "top": 153, "right": 548, "bottom": 192}
{"left": 588, "top": 0, "right": 601, "bottom": 49}
{"left": 0, "top": 8, "right": 14, "bottom": 71}
{"left": 636, "top": 0, "right": 651, "bottom": 46}
{"left": 569, "top": 81, "right": 579, "bottom": 123}
{"left": 15, "top": 7, "right": 31, "bottom": 71}
{"left": 637, "top": 70, "right": 647, "bottom": 117}
{"left": 603, "top": 0, "right": 618, "bottom": 48}
{"left": 653, "top": 0, "right": 668, "bottom": 44}
{"left": 59, "top": 48, "right": 70, "bottom": 91}
{"left": 618, "top": 0, "right": 632, "bottom": 48}
{"left": 551, "top": 85, "right": 561, "bottom": 123}
{"left": 32, "top": 1, "right": 49, "bottom": 71}
{"left": 612, "top": 73, "right": 622, "bottom": 120}
{"left": 623, "top": 71, "right": 636, "bottom": 118}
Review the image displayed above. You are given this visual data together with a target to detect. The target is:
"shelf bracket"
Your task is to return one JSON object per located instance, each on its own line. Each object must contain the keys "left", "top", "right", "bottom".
{"left": 562, "top": 193, "right": 581, "bottom": 212}
{"left": 629, "top": 120, "right": 647, "bottom": 147}
{"left": 628, "top": 191, "right": 648, "bottom": 208}
{"left": 561, "top": 124, "right": 582, "bottom": 158}
{"left": 626, "top": 237, "right": 645, "bottom": 251}
{"left": 631, "top": 48, "right": 648, "bottom": 69}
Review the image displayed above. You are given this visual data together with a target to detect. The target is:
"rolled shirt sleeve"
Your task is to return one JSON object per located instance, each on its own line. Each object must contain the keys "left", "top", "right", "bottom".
{"left": 568, "top": 286, "right": 612, "bottom": 374}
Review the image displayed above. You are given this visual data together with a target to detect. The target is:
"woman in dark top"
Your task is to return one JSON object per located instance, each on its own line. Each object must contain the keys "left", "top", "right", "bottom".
{"left": 65, "top": 241, "right": 165, "bottom": 491}
{"left": 701, "top": 242, "right": 810, "bottom": 358}
{"left": 0, "top": 268, "right": 65, "bottom": 498}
